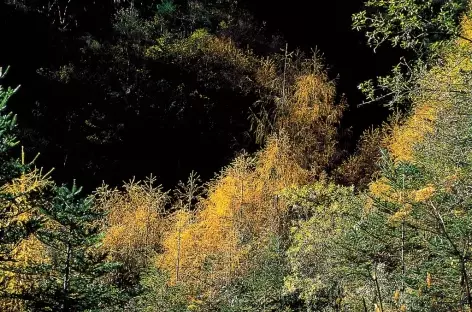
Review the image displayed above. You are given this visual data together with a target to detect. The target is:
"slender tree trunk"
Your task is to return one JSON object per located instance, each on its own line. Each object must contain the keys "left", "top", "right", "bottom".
{"left": 363, "top": 297, "right": 368, "bottom": 312}
{"left": 62, "top": 242, "right": 71, "bottom": 312}
{"left": 401, "top": 221, "right": 405, "bottom": 290}
{"left": 401, "top": 175, "right": 405, "bottom": 290}
{"left": 176, "top": 226, "right": 181, "bottom": 283}
{"left": 460, "top": 259, "right": 472, "bottom": 311}
{"left": 280, "top": 42, "right": 289, "bottom": 131}
{"left": 374, "top": 266, "right": 384, "bottom": 312}
{"left": 282, "top": 43, "right": 288, "bottom": 106}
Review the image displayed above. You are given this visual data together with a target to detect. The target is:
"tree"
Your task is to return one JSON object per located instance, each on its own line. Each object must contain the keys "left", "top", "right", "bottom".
{"left": 129, "top": 268, "right": 189, "bottom": 312}
{"left": 282, "top": 180, "right": 362, "bottom": 310}
{"left": 353, "top": 0, "right": 470, "bottom": 52}
{"left": 95, "top": 176, "right": 170, "bottom": 295}
{"left": 210, "top": 235, "right": 294, "bottom": 312}
{"left": 250, "top": 50, "right": 346, "bottom": 175}
{"left": 335, "top": 126, "right": 389, "bottom": 189}
{"left": 353, "top": 0, "right": 472, "bottom": 109}
{"left": 341, "top": 17, "right": 472, "bottom": 309}
{"left": 0, "top": 67, "right": 53, "bottom": 311}
{"left": 27, "top": 183, "right": 122, "bottom": 311}
{"left": 0, "top": 66, "right": 28, "bottom": 261}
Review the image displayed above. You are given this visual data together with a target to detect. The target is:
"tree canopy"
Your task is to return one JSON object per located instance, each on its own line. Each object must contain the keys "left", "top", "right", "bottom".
{"left": 3, "top": 0, "right": 472, "bottom": 311}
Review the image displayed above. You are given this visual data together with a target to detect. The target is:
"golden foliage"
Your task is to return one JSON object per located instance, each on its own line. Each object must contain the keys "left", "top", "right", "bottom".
{"left": 158, "top": 133, "right": 310, "bottom": 297}
{"left": 388, "top": 104, "right": 438, "bottom": 162}
{"left": 277, "top": 70, "right": 345, "bottom": 173}
{"left": 369, "top": 177, "right": 393, "bottom": 201}
{"left": 96, "top": 49, "right": 345, "bottom": 303}
{"left": 412, "top": 185, "right": 436, "bottom": 203}
{"left": 251, "top": 50, "right": 345, "bottom": 174}
{"left": 158, "top": 209, "right": 196, "bottom": 283}
{"left": 387, "top": 15, "right": 472, "bottom": 163}
{"left": 154, "top": 55, "right": 346, "bottom": 300}
{"left": 393, "top": 289, "right": 400, "bottom": 303}
{"left": 96, "top": 176, "right": 170, "bottom": 270}
{"left": 2, "top": 171, "right": 51, "bottom": 205}
{"left": 460, "top": 14, "right": 472, "bottom": 47}
{"left": 0, "top": 152, "right": 52, "bottom": 311}
{"left": 388, "top": 203, "right": 413, "bottom": 224}
{"left": 0, "top": 235, "right": 49, "bottom": 311}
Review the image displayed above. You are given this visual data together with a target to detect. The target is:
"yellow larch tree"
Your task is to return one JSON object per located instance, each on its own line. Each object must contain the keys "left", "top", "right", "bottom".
{"left": 95, "top": 176, "right": 170, "bottom": 284}
{"left": 388, "top": 15, "right": 472, "bottom": 163}
{"left": 252, "top": 50, "right": 346, "bottom": 175}
{"left": 280, "top": 71, "right": 345, "bottom": 173}
{"left": 157, "top": 51, "right": 345, "bottom": 302}
{"left": 158, "top": 155, "right": 256, "bottom": 296}
{"left": 0, "top": 151, "right": 52, "bottom": 312}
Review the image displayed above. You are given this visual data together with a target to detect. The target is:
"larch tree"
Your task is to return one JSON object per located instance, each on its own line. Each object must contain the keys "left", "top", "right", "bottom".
{"left": 95, "top": 176, "right": 170, "bottom": 293}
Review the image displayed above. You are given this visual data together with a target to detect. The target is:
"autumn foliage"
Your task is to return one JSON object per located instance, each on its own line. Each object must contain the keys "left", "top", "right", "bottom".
{"left": 4, "top": 0, "right": 472, "bottom": 311}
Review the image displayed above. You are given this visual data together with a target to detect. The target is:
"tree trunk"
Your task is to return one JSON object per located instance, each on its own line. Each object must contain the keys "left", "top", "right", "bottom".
{"left": 62, "top": 242, "right": 71, "bottom": 312}
{"left": 460, "top": 259, "right": 472, "bottom": 312}
{"left": 176, "top": 226, "right": 181, "bottom": 283}
{"left": 373, "top": 266, "right": 384, "bottom": 312}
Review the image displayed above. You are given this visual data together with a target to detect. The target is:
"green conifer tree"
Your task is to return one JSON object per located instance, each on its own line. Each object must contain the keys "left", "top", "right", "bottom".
{"left": 0, "top": 66, "right": 38, "bottom": 262}
{"left": 28, "top": 183, "right": 122, "bottom": 311}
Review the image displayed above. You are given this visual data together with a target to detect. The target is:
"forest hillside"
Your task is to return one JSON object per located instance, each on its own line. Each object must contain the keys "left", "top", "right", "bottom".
{"left": 1, "top": 0, "right": 472, "bottom": 311}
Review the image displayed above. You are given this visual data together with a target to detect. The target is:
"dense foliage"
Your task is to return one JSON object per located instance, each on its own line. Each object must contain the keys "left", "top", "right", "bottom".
{"left": 2, "top": 0, "right": 472, "bottom": 311}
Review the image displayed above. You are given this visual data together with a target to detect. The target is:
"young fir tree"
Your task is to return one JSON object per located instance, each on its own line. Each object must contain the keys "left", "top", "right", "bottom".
{"left": 0, "top": 67, "right": 54, "bottom": 311}
{"left": 0, "top": 67, "right": 28, "bottom": 261}
{"left": 28, "top": 183, "right": 122, "bottom": 311}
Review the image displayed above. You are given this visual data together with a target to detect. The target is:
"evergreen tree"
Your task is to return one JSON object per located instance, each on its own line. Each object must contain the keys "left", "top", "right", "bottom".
{"left": 283, "top": 181, "right": 362, "bottom": 310}
{"left": 0, "top": 66, "right": 45, "bottom": 263}
{"left": 130, "top": 268, "right": 189, "bottom": 312}
{"left": 0, "top": 66, "right": 26, "bottom": 261}
{"left": 0, "top": 67, "right": 53, "bottom": 310}
{"left": 212, "top": 236, "right": 293, "bottom": 312}
{"left": 28, "top": 183, "right": 122, "bottom": 311}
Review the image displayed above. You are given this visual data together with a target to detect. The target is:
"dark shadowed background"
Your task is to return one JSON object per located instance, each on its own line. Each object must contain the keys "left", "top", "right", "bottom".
{"left": 0, "top": 0, "right": 403, "bottom": 190}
